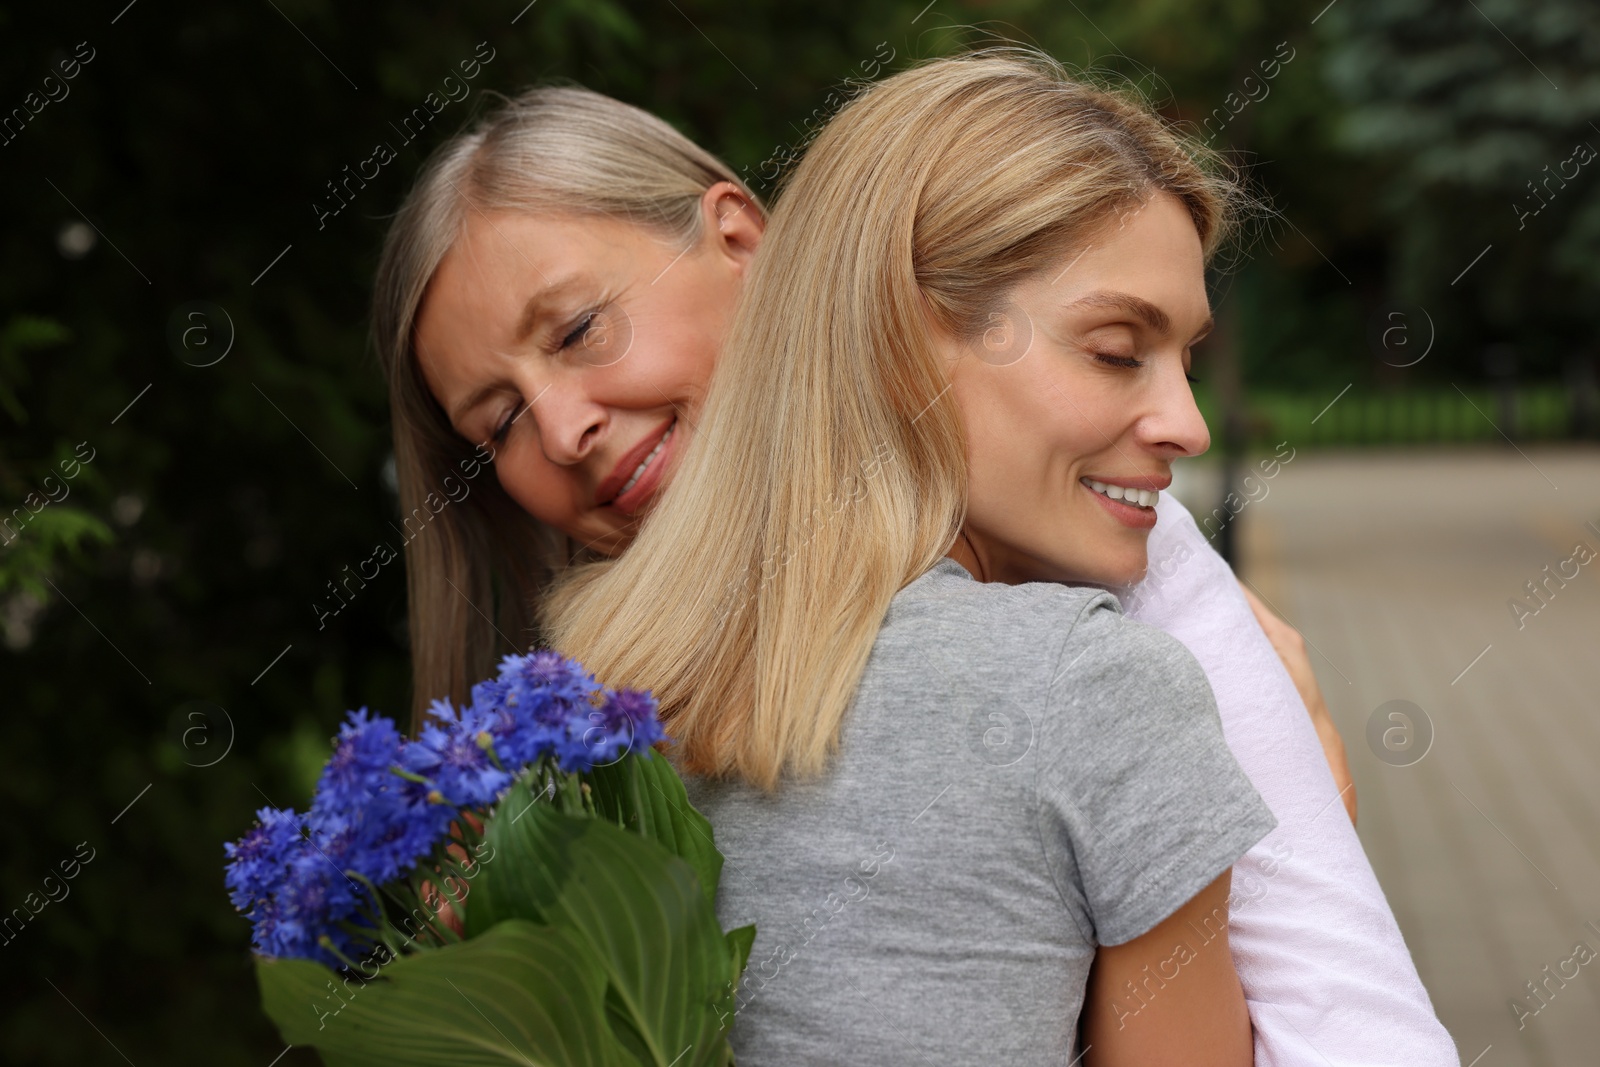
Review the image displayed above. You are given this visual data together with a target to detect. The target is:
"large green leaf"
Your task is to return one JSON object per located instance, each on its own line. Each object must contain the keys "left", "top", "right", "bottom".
{"left": 465, "top": 781, "right": 736, "bottom": 1067}
{"left": 585, "top": 751, "right": 724, "bottom": 911}
{"left": 257, "top": 920, "right": 632, "bottom": 1067}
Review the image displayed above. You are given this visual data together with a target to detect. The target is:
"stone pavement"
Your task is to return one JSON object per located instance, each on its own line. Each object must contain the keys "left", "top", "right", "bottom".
{"left": 1176, "top": 445, "right": 1600, "bottom": 1067}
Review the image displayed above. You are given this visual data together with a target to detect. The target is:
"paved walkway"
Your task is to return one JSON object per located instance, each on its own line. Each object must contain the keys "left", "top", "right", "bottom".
{"left": 1180, "top": 446, "right": 1600, "bottom": 1067}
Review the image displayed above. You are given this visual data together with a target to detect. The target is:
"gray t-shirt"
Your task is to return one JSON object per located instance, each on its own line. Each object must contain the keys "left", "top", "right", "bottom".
{"left": 683, "top": 558, "right": 1276, "bottom": 1065}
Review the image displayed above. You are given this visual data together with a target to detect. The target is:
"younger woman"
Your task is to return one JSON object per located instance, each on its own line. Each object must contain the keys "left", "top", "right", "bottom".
{"left": 540, "top": 52, "right": 1279, "bottom": 1064}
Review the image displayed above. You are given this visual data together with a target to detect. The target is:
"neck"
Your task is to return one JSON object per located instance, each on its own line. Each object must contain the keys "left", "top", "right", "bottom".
{"left": 945, "top": 529, "right": 989, "bottom": 581}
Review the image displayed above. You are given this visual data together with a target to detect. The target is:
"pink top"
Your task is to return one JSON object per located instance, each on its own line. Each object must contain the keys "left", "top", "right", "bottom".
{"left": 1117, "top": 494, "right": 1459, "bottom": 1067}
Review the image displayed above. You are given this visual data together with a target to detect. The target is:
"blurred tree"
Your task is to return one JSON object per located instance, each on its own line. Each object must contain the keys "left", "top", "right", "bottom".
{"left": 1319, "top": 0, "right": 1600, "bottom": 379}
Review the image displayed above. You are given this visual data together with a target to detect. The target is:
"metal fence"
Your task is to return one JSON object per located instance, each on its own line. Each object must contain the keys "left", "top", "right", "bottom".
{"left": 1200, "top": 385, "right": 1598, "bottom": 447}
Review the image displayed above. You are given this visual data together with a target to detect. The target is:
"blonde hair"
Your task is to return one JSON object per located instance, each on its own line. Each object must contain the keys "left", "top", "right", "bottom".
{"left": 542, "top": 48, "right": 1241, "bottom": 791}
{"left": 371, "top": 85, "right": 759, "bottom": 727}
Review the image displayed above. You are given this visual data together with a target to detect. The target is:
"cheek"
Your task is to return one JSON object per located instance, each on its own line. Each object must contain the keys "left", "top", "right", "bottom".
{"left": 610, "top": 323, "right": 720, "bottom": 422}
{"left": 992, "top": 366, "right": 1101, "bottom": 476}
{"left": 958, "top": 377, "right": 1067, "bottom": 529}
{"left": 640, "top": 265, "right": 736, "bottom": 387}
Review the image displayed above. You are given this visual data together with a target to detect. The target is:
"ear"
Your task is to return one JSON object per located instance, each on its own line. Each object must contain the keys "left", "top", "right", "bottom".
{"left": 699, "top": 181, "right": 764, "bottom": 271}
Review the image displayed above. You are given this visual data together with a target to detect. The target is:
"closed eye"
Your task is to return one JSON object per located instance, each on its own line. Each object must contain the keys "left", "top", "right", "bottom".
{"left": 491, "top": 400, "right": 527, "bottom": 444}
{"left": 560, "top": 311, "right": 599, "bottom": 350}
{"left": 1096, "top": 351, "right": 1200, "bottom": 383}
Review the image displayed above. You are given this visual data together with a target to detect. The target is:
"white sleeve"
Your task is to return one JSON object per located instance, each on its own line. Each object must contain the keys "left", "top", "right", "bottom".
{"left": 1117, "top": 494, "right": 1460, "bottom": 1067}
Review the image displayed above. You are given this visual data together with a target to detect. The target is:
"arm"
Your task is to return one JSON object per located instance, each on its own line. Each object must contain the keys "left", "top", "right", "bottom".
{"left": 1084, "top": 870, "right": 1251, "bottom": 1067}
{"left": 1118, "top": 494, "right": 1459, "bottom": 1067}
{"left": 1237, "top": 583, "right": 1355, "bottom": 825}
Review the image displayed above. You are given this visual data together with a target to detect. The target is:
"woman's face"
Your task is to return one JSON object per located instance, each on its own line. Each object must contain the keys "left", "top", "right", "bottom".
{"left": 944, "top": 192, "right": 1213, "bottom": 588}
{"left": 414, "top": 184, "right": 762, "bottom": 556}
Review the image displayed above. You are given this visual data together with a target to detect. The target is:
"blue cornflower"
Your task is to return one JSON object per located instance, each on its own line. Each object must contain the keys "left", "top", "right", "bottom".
{"left": 226, "top": 807, "right": 374, "bottom": 965}
{"left": 470, "top": 652, "right": 599, "bottom": 770}
{"left": 552, "top": 688, "right": 668, "bottom": 772}
{"left": 305, "top": 793, "right": 451, "bottom": 893}
{"left": 225, "top": 650, "right": 669, "bottom": 962}
{"left": 316, "top": 708, "right": 404, "bottom": 811}
{"left": 224, "top": 806, "right": 304, "bottom": 912}
{"left": 258, "top": 847, "right": 364, "bottom": 964}
{"left": 470, "top": 675, "right": 553, "bottom": 768}
{"left": 511, "top": 650, "right": 601, "bottom": 703}
{"left": 398, "top": 698, "right": 513, "bottom": 808}
{"left": 606, "top": 688, "right": 668, "bottom": 752}
{"left": 308, "top": 707, "right": 452, "bottom": 888}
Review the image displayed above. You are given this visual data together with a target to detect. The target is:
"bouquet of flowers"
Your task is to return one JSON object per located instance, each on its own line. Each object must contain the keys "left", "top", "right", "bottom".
{"left": 225, "top": 650, "right": 754, "bottom": 1066}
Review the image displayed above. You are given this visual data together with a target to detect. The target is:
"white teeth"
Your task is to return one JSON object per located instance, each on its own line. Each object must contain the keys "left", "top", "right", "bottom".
{"left": 617, "top": 423, "right": 675, "bottom": 498}
{"left": 1082, "top": 478, "right": 1158, "bottom": 509}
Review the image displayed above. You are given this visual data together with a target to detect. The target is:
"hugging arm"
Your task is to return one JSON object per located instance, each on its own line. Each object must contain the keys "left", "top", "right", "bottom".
{"left": 1122, "top": 495, "right": 1458, "bottom": 1066}
{"left": 1041, "top": 598, "right": 1274, "bottom": 1067}
{"left": 1084, "top": 870, "right": 1251, "bottom": 1067}
{"left": 1237, "top": 582, "right": 1355, "bottom": 825}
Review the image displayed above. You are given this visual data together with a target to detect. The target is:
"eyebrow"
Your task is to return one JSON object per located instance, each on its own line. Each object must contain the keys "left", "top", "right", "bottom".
{"left": 446, "top": 274, "right": 586, "bottom": 429}
{"left": 512, "top": 274, "right": 584, "bottom": 345}
{"left": 449, "top": 380, "right": 515, "bottom": 433}
{"left": 1063, "top": 290, "right": 1214, "bottom": 341}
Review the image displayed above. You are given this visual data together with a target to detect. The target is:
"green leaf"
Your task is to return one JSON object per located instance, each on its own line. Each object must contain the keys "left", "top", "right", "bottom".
{"left": 0, "top": 315, "right": 71, "bottom": 425}
{"left": 465, "top": 780, "right": 736, "bottom": 1067}
{"left": 724, "top": 924, "right": 756, "bottom": 981}
{"left": 257, "top": 920, "right": 633, "bottom": 1067}
{"left": 586, "top": 751, "right": 724, "bottom": 910}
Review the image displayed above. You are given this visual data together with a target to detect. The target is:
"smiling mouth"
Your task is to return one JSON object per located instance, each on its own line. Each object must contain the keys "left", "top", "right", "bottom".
{"left": 616, "top": 422, "right": 675, "bottom": 499}
{"left": 1080, "top": 478, "right": 1159, "bottom": 509}
{"left": 598, "top": 419, "right": 678, "bottom": 511}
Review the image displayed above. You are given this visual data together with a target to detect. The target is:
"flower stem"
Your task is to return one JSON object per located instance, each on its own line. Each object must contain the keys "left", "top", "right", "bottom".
{"left": 317, "top": 935, "right": 365, "bottom": 972}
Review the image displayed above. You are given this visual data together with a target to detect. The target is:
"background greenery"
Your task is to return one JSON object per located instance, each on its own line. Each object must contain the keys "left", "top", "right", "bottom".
{"left": 2, "top": 0, "right": 1595, "bottom": 1063}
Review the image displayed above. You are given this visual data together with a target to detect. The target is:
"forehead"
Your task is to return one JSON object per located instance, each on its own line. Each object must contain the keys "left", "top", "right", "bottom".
{"left": 416, "top": 210, "right": 663, "bottom": 356}
{"left": 1050, "top": 193, "right": 1207, "bottom": 302}
{"left": 429, "top": 209, "right": 662, "bottom": 297}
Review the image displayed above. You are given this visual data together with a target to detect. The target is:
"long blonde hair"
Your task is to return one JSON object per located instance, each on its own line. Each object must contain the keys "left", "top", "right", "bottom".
{"left": 542, "top": 48, "right": 1240, "bottom": 791}
{"left": 371, "top": 86, "right": 759, "bottom": 726}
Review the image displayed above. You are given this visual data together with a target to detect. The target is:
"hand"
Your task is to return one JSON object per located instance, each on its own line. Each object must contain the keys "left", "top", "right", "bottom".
{"left": 1238, "top": 582, "right": 1356, "bottom": 826}
{"left": 419, "top": 811, "right": 486, "bottom": 938}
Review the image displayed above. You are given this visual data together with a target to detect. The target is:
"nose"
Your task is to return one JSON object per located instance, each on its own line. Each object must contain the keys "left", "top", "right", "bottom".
{"left": 1137, "top": 361, "right": 1211, "bottom": 459}
{"left": 528, "top": 371, "right": 607, "bottom": 466}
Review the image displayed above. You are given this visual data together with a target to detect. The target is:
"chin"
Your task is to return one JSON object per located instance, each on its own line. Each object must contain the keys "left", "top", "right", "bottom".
{"left": 1022, "top": 547, "right": 1147, "bottom": 590}
{"left": 1080, "top": 549, "right": 1149, "bottom": 590}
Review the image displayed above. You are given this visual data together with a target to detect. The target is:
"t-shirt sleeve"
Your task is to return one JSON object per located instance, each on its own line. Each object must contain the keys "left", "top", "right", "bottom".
{"left": 1035, "top": 593, "right": 1277, "bottom": 946}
